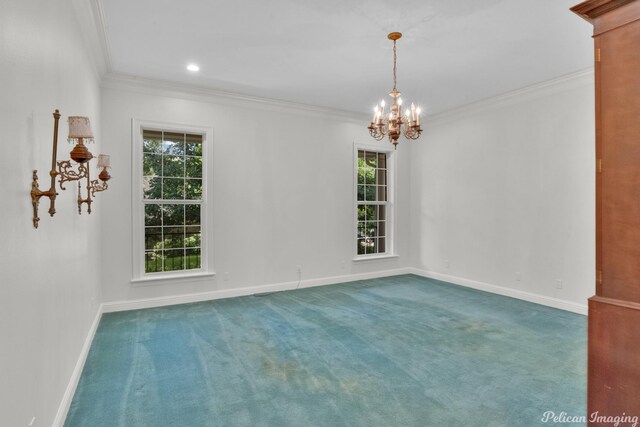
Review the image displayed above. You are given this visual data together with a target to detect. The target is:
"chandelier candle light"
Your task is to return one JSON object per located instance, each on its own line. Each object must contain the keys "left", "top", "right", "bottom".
{"left": 368, "top": 32, "right": 422, "bottom": 148}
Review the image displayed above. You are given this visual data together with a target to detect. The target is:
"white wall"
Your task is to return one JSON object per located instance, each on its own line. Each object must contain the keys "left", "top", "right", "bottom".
{"left": 411, "top": 70, "right": 595, "bottom": 308}
{"left": 0, "top": 0, "right": 104, "bottom": 426}
{"left": 99, "top": 77, "right": 412, "bottom": 304}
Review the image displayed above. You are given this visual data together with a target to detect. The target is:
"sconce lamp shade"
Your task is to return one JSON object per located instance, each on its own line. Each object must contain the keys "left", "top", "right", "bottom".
{"left": 97, "top": 154, "right": 111, "bottom": 168}
{"left": 68, "top": 116, "right": 94, "bottom": 141}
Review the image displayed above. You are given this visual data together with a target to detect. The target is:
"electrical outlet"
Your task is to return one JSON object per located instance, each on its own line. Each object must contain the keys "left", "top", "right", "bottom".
{"left": 28, "top": 416, "right": 36, "bottom": 427}
{"left": 223, "top": 272, "right": 229, "bottom": 281}
{"left": 555, "top": 279, "right": 563, "bottom": 290}
{"left": 296, "top": 265, "right": 302, "bottom": 275}
{"left": 515, "top": 272, "right": 521, "bottom": 282}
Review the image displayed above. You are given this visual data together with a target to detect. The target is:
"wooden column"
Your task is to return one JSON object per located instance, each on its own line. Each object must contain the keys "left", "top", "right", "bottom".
{"left": 571, "top": 0, "right": 640, "bottom": 423}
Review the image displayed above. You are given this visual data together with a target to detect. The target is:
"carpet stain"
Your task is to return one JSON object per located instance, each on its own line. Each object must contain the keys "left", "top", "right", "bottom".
{"left": 64, "top": 274, "right": 587, "bottom": 427}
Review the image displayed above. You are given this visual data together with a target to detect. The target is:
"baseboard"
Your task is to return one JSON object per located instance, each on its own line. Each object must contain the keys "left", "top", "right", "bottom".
{"left": 103, "top": 267, "right": 587, "bottom": 315}
{"left": 52, "top": 304, "right": 103, "bottom": 427}
{"left": 409, "top": 268, "right": 588, "bottom": 315}
{"left": 102, "top": 267, "right": 413, "bottom": 313}
{"left": 299, "top": 267, "right": 413, "bottom": 289}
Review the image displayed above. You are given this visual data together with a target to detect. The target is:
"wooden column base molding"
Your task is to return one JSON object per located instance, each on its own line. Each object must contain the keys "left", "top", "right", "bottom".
{"left": 588, "top": 297, "right": 640, "bottom": 420}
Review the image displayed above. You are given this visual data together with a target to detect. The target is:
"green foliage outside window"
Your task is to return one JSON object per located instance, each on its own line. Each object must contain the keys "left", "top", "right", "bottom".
{"left": 142, "top": 130, "right": 204, "bottom": 273}
{"left": 357, "top": 150, "right": 387, "bottom": 255}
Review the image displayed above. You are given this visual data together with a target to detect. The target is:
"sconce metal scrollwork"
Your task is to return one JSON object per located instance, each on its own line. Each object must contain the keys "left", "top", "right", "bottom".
{"left": 30, "top": 109, "right": 112, "bottom": 228}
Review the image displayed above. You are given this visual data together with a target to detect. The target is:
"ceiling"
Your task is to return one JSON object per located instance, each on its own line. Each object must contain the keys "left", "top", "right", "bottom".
{"left": 99, "top": 0, "right": 593, "bottom": 115}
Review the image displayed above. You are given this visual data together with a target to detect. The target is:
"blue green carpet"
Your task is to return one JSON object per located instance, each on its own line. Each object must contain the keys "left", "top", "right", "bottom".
{"left": 65, "top": 274, "right": 586, "bottom": 426}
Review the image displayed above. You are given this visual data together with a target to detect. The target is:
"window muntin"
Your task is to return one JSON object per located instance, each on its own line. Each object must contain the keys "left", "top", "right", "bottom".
{"left": 356, "top": 150, "right": 389, "bottom": 256}
{"left": 142, "top": 130, "right": 204, "bottom": 274}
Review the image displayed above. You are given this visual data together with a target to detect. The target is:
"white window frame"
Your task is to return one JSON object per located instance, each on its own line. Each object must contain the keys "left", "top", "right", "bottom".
{"left": 353, "top": 143, "right": 397, "bottom": 261}
{"left": 131, "top": 119, "right": 214, "bottom": 284}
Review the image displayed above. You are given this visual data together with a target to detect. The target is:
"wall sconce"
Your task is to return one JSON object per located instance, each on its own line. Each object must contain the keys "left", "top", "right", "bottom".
{"left": 30, "top": 109, "right": 112, "bottom": 228}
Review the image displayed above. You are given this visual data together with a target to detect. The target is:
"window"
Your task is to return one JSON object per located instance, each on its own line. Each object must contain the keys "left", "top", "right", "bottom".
{"left": 355, "top": 147, "right": 394, "bottom": 258}
{"left": 132, "top": 121, "right": 212, "bottom": 281}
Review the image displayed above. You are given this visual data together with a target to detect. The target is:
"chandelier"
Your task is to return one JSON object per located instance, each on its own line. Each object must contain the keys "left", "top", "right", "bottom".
{"left": 368, "top": 32, "right": 422, "bottom": 148}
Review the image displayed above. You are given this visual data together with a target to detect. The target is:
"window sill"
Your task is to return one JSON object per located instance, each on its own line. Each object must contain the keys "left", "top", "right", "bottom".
{"left": 352, "top": 254, "right": 399, "bottom": 263}
{"left": 131, "top": 271, "right": 216, "bottom": 287}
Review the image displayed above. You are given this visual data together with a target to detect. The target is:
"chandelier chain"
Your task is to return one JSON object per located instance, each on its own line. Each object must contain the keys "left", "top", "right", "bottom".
{"left": 392, "top": 40, "right": 397, "bottom": 91}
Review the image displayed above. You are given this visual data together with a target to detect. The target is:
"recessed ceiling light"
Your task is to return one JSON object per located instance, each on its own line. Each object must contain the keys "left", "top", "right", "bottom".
{"left": 187, "top": 64, "right": 200, "bottom": 72}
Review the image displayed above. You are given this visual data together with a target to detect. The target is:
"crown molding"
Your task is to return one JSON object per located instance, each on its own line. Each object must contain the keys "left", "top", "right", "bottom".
{"left": 100, "top": 68, "right": 594, "bottom": 137}
{"left": 425, "top": 68, "right": 594, "bottom": 127}
{"left": 571, "top": 0, "right": 636, "bottom": 22}
{"left": 92, "top": 0, "right": 113, "bottom": 72}
{"left": 71, "top": 0, "right": 112, "bottom": 78}
{"left": 101, "top": 72, "right": 369, "bottom": 123}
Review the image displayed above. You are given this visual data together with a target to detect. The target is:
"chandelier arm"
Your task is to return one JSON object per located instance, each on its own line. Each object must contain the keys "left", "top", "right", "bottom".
{"left": 403, "top": 126, "right": 422, "bottom": 140}
{"left": 369, "top": 127, "right": 385, "bottom": 141}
